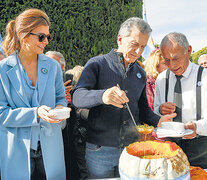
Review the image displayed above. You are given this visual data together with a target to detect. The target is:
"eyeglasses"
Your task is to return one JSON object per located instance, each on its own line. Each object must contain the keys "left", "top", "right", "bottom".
{"left": 28, "top": 32, "right": 52, "bottom": 42}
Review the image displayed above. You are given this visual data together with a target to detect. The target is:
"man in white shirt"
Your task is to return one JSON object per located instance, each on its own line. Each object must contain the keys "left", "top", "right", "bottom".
{"left": 198, "top": 54, "right": 207, "bottom": 68}
{"left": 154, "top": 32, "right": 207, "bottom": 168}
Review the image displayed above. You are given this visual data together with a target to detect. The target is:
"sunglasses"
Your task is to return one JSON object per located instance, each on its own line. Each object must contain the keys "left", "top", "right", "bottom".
{"left": 29, "top": 32, "right": 52, "bottom": 42}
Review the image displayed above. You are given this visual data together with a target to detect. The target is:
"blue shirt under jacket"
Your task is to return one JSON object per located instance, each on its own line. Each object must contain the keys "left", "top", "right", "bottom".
{"left": 17, "top": 53, "right": 40, "bottom": 150}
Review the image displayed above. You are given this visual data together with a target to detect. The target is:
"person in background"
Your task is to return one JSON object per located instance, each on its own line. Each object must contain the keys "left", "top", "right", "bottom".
{"left": 45, "top": 51, "right": 66, "bottom": 73}
{"left": 72, "top": 17, "right": 176, "bottom": 179}
{"left": 144, "top": 48, "right": 168, "bottom": 111}
{"left": 64, "top": 65, "right": 88, "bottom": 179}
{"left": 45, "top": 51, "right": 72, "bottom": 103}
{"left": 154, "top": 32, "right": 207, "bottom": 168}
{"left": 66, "top": 65, "right": 84, "bottom": 86}
{"left": 0, "top": 52, "right": 4, "bottom": 61}
{"left": 0, "top": 9, "right": 67, "bottom": 179}
{"left": 198, "top": 54, "right": 207, "bottom": 68}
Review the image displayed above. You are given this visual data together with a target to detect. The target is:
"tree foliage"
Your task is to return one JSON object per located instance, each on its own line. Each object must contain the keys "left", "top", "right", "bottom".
{"left": 0, "top": 0, "right": 143, "bottom": 70}
{"left": 191, "top": 46, "right": 207, "bottom": 64}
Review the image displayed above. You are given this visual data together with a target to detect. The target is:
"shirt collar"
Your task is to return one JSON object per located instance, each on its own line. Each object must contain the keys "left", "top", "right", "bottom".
{"left": 171, "top": 60, "right": 192, "bottom": 79}
{"left": 182, "top": 61, "right": 192, "bottom": 78}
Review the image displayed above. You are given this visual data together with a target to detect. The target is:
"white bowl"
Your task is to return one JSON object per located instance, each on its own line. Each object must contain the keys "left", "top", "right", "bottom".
{"left": 161, "top": 122, "right": 185, "bottom": 133}
{"left": 49, "top": 108, "right": 70, "bottom": 119}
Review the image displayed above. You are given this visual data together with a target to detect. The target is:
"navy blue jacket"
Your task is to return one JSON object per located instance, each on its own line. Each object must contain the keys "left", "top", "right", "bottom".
{"left": 72, "top": 49, "right": 160, "bottom": 147}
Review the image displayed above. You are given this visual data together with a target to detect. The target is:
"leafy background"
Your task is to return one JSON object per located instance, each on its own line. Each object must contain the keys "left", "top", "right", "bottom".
{"left": 0, "top": 0, "right": 143, "bottom": 70}
{"left": 0, "top": 0, "right": 205, "bottom": 68}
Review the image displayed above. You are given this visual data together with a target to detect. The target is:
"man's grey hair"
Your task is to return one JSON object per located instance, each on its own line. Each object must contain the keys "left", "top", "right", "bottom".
{"left": 45, "top": 51, "right": 66, "bottom": 72}
{"left": 118, "top": 17, "right": 152, "bottom": 38}
{"left": 160, "top": 32, "right": 189, "bottom": 53}
{"left": 198, "top": 54, "right": 207, "bottom": 63}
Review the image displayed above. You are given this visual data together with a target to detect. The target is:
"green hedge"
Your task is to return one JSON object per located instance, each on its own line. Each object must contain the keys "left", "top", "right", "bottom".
{"left": 191, "top": 47, "right": 207, "bottom": 64}
{"left": 0, "top": 0, "right": 143, "bottom": 70}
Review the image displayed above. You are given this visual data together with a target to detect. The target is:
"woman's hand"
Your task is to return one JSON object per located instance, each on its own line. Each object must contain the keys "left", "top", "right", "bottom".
{"left": 37, "top": 105, "right": 61, "bottom": 123}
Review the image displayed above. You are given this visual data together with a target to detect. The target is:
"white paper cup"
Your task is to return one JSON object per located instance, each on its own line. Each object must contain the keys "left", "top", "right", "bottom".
{"left": 49, "top": 108, "right": 70, "bottom": 119}
{"left": 161, "top": 122, "right": 185, "bottom": 133}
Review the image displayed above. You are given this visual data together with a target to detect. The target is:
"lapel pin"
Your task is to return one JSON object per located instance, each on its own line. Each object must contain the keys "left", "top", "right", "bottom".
{"left": 41, "top": 68, "right": 48, "bottom": 74}
{"left": 137, "top": 73, "right": 141, "bottom": 79}
{"left": 197, "top": 81, "right": 202, "bottom": 87}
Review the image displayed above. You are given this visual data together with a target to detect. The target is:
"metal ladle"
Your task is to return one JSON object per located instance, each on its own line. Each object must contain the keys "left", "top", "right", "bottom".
{"left": 117, "top": 84, "right": 139, "bottom": 133}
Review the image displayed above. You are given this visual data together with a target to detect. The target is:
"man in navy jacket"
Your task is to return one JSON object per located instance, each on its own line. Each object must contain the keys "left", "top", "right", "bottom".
{"left": 72, "top": 17, "right": 176, "bottom": 179}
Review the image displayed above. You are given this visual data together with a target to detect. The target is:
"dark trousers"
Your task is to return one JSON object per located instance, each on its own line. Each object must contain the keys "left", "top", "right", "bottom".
{"left": 30, "top": 142, "right": 46, "bottom": 180}
{"left": 63, "top": 114, "right": 88, "bottom": 179}
{"left": 62, "top": 118, "right": 80, "bottom": 179}
{"left": 74, "top": 142, "right": 88, "bottom": 179}
{"left": 168, "top": 136, "right": 207, "bottom": 169}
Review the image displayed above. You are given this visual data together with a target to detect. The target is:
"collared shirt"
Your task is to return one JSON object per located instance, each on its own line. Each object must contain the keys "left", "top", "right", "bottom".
{"left": 154, "top": 61, "right": 207, "bottom": 136}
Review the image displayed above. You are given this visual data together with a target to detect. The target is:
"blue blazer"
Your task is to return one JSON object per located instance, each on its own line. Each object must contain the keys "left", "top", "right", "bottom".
{"left": 0, "top": 52, "right": 67, "bottom": 180}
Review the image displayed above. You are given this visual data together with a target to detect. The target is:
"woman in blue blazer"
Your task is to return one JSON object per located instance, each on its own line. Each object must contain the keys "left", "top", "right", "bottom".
{"left": 0, "top": 9, "right": 67, "bottom": 180}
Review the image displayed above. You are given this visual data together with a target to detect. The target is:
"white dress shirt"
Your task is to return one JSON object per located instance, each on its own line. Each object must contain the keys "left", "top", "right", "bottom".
{"left": 154, "top": 61, "right": 207, "bottom": 136}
